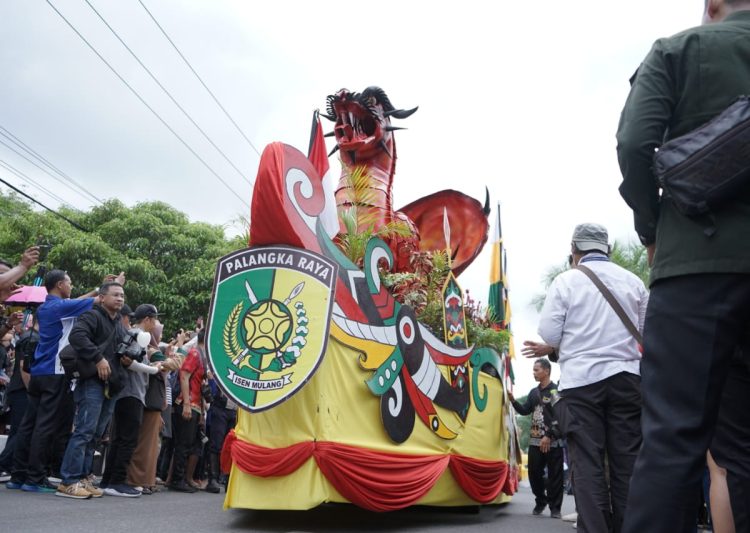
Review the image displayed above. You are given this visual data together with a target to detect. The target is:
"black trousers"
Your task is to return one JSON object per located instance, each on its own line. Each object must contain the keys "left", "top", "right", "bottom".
{"left": 208, "top": 405, "right": 236, "bottom": 455}
{"left": 50, "top": 385, "right": 74, "bottom": 476}
{"left": 564, "top": 371, "right": 641, "bottom": 533}
{"left": 171, "top": 407, "right": 199, "bottom": 485}
{"left": 623, "top": 273, "right": 750, "bottom": 533}
{"left": 102, "top": 396, "right": 143, "bottom": 486}
{"left": 11, "top": 374, "right": 68, "bottom": 484}
{"left": 0, "top": 389, "right": 29, "bottom": 471}
{"left": 528, "top": 443, "right": 564, "bottom": 512}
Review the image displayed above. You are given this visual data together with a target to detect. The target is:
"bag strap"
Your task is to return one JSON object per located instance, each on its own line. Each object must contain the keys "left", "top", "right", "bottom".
{"left": 98, "top": 322, "right": 121, "bottom": 360}
{"left": 575, "top": 265, "right": 643, "bottom": 345}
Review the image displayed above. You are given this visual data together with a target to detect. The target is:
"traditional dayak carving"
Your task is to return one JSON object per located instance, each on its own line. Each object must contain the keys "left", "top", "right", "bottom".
{"left": 316, "top": 229, "right": 503, "bottom": 443}
{"left": 322, "top": 87, "right": 491, "bottom": 275}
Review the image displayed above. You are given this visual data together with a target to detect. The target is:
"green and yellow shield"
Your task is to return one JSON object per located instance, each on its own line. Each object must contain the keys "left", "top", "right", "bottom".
{"left": 206, "top": 246, "right": 337, "bottom": 412}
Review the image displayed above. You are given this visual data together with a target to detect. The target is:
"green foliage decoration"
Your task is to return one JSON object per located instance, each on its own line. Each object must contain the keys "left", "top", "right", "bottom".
{"left": 381, "top": 249, "right": 509, "bottom": 354}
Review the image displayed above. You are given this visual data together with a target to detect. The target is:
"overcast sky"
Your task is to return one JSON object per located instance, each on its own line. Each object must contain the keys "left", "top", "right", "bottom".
{"left": 2, "top": 0, "right": 703, "bottom": 392}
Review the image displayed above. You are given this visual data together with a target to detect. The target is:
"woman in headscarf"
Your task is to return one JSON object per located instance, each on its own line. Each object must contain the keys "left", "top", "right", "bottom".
{"left": 126, "top": 321, "right": 180, "bottom": 494}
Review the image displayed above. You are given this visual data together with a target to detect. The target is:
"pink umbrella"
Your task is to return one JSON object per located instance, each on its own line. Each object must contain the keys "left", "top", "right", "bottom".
{"left": 4, "top": 285, "right": 48, "bottom": 305}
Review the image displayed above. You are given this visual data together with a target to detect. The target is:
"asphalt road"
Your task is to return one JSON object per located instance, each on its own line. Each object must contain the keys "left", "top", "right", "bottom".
{"left": 1, "top": 480, "right": 577, "bottom": 533}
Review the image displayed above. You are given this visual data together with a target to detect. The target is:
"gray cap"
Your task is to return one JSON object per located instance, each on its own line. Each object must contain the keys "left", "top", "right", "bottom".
{"left": 572, "top": 223, "right": 610, "bottom": 254}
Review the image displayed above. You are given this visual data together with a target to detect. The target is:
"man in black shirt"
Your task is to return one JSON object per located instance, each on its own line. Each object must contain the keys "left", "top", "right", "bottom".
{"left": 509, "top": 358, "right": 564, "bottom": 518}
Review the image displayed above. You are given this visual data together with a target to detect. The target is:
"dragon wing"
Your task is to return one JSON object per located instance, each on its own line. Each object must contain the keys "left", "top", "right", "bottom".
{"left": 399, "top": 189, "right": 490, "bottom": 277}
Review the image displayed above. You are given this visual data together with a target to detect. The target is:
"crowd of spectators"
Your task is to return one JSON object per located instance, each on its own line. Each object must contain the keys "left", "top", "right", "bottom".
{"left": 0, "top": 247, "right": 236, "bottom": 499}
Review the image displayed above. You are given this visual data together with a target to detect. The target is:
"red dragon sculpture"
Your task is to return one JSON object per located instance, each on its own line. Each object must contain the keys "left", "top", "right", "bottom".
{"left": 321, "top": 87, "right": 490, "bottom": 275}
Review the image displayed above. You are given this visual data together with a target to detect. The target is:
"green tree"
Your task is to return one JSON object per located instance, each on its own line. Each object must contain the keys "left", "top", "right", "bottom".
{"left": 0, "top": 192, "right": 245, "bottom": 334}
{"left": 531, "top": 239, "right": 649, "bottom": 311}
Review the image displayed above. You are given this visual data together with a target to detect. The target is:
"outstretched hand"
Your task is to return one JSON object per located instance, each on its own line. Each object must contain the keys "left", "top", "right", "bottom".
{"left": 0, "top": 284, "right": 21, "bottom": 303}
{"left": 21, "top": 246, "right": 40, "bottom": 269}
{"left": 521, "top": 340, "right": 555, "bottom": 359}
{"left": 104, "top": 272, "right": 126, "bottom": 285}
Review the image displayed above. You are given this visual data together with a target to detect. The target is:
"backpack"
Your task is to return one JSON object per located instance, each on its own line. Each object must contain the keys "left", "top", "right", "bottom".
{"left": 18, "top": 330, "right": 40, "bottom": 374}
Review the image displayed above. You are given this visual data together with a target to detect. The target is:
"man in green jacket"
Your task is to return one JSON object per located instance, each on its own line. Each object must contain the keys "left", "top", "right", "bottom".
{"left": 616, "top": 1, "right": 750, "bottom": 531}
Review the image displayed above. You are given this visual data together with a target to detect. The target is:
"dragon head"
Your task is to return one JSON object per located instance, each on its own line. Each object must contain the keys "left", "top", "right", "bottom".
{"left": 322, "top": 87, "right": 417, "bottom": 163}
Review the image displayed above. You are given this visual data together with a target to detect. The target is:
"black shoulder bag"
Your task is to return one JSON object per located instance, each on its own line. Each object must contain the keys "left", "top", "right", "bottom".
{"left": 653, "top": 95, "right": 750, "bottom": 233}
{"left": 59, "top": 326, "right": 118, "bottom": 381}
{"left": 144, "top": 371, "right": 166, "bottom": 411}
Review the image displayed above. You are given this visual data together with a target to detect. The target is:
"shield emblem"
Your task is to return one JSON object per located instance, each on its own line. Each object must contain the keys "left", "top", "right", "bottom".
{"left": 206, "top": 245, "right": 337, "bottom": 412}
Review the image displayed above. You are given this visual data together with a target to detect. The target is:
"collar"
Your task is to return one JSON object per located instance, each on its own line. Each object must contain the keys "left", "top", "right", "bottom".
{"left": 725, "top": 10, "right": 750, "bottom": 23}
{"left": 579, "top": 252, "right": 610, "bottom": 264}
{"left": 93, "top": 303, "right": 119, "bottom": 322}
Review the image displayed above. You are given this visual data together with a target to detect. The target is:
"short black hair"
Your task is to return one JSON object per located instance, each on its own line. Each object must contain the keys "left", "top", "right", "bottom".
{"left": 572, "top": 244, "right": 609, "bottom": 257}
{"left": 0, "top": 258, "right": 13, "bottom": 269}
{"left": 534, "top": 358, "right": 552, "bottom": 373}
{"left": 44, "top": 269, "right": 68, "bottom": 291}
{"left": 99, "top": 281, "right": 124, "bottom": 295}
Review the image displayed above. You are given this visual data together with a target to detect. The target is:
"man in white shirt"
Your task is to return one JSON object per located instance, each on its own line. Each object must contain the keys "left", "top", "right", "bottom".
{"left": 524, "top": 223, "right": 648, "bottom": 533}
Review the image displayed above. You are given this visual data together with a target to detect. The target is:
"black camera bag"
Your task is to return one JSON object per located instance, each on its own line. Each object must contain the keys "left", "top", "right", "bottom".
{"left": 653, "top": 96, "right": 750, "bottom": 217}
{"left": 59, "top": 327, "right": 118, "bottom": 382}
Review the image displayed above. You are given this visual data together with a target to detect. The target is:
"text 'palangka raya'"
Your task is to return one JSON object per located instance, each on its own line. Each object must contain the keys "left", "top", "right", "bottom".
{"left": 222, "top": 247, "right": 334, "bottom": 285}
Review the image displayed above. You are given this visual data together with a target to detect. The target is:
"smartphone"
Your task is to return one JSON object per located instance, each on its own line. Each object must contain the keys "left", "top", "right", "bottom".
{"left": 36, "top": 241, "right": 52, "bottom": 262}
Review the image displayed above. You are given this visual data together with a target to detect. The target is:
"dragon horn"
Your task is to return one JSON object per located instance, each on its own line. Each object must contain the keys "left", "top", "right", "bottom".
{"left": 324, "top": 131, "right": 336, "bottom": 138}
{"left": 483, "top": 187, "right": 491, "bottom": 216}
{"left": 384, "top": 106, "right": 419, "bottom": 119}
{"left": 384, "top": 126, "right": 406, "bottom": 132}
{"left": 320, "top": 113, "right": 336, "bottom": 121}
{"left": 328, "top": 145, "right": 340, "bottom": 157}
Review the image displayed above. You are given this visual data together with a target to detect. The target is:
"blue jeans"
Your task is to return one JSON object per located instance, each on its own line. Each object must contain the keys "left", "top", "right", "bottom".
{"left": 60, "top": 379, "right": 116, "bottom": 485}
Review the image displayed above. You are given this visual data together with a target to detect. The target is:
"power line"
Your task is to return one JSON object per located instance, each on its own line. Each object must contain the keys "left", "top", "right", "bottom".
{"left": 45, "top": 0, "right": 250, "bottom": 210}
{"left": 137, "top": 0, "right": 262, "bottom": 159}
{"left": 0, "top": 159, "right": 71, "bottom": 206}
{"left": 0, "top": 176, "right": 88, "bottom": 232}
{"left": 0, "top": 125, "right": 104, "bottom": 204}
{"left": 0, "top": 136, "right": 101, "bottom": 206}
{"left": 84, "top": 0, "right": 252, "bottom": 186}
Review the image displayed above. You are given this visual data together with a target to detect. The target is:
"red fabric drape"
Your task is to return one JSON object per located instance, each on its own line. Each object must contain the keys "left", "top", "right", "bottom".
{"left": 312, "top": 441, "right": 450, "bottom": 512}
{"left": 222, "top": 435, "right": 517, "bottom": 510}
{"left": 448, "top": 454, "right": 508, "bottom": 503}
{"left": 223, "top": 431, "right": 315, "bottom": 477}
{"left": 220, "top": 430, "right": 237, "bottom": 475}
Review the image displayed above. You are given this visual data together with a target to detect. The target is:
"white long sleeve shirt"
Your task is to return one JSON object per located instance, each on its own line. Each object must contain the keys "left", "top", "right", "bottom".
{"left": 538, "top": 254, "right": 649, "bottom": 390}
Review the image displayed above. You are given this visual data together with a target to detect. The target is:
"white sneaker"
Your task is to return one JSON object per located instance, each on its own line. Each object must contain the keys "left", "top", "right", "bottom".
{"left": 563, "top": 512, "right": 578, "bottom": 522}
{"left": 103, "top": 484, "right": 142, "bottom": 498}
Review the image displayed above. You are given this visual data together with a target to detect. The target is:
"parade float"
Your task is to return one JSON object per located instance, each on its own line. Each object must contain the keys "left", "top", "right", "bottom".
{"left": 207, "top": 87, "right": 520, "bottom": 511}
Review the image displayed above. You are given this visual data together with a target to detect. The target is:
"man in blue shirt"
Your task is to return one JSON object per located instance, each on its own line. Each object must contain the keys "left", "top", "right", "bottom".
{"left": 8, "top": 269, "right": 124, "bottom": 492}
